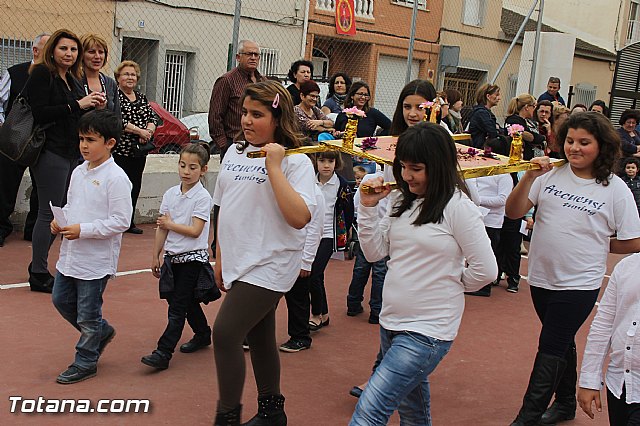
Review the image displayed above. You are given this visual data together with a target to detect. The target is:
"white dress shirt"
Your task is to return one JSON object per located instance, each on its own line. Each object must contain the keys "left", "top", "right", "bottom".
{"left": 580, "top": 253, "right": 640, "bottom": 403}
{"left": 301, "top": 185, "right": 325, "bottom": 271}
{"left": 56, "top": 157, "right": 133, "bottom": 280}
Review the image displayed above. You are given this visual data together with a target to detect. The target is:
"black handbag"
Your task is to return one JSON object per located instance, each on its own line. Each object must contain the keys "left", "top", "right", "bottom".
{"left": 0, "top": 94, "right": 49, "bottom": 167}
{"left": 132, "top": 137, "right": 156, "bottom": 157}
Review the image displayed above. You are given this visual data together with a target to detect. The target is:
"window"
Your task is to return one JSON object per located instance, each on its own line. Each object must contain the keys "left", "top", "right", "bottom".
{"left": 259, "top": 47, "right": 280, "bottom": 78}
{"left": 163, "top": 51, "right": 187, "bottom": 118}
{"left": 627, "top": 0, "right": 640, "bottom": 45}
{"left": 392, "top": 0, "right": 427, "bottom": 9}
{"left": 505, "top": 74, "right": 518, "bottom": 115}
{"left": 0, "top": 38, "right": 32, "bottom": 73}
{"left": 462, "top": 0, "right": 487, "bottom": 27}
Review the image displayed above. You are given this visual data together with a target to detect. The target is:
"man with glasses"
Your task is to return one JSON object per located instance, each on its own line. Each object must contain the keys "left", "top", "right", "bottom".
{"left": 0, "top": 32, "right": 49, "bottom": 247}
{"left": 208, "top": 39, "right": 264, "bottom": 159}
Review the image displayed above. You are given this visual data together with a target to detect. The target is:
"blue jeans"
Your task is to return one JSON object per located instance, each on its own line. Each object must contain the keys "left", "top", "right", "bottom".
{"left": 346, "top": 247, "right": 388, "bottom": 316}
{"left": 52, "top": 272, "right": 111, "bottom": 370}
{"left": 350, "top": 327, "right": 453, "bottom": 426}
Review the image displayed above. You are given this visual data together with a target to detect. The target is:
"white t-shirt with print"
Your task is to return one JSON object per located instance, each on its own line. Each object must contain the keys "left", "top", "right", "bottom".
{"left": 213, "top": 144, "right": 317, "bottom": 292}
{"left": 528, "top": 164, "right": 640, "bottom": 291}
{"left": 160, "top": 181, "right": 213, "bottom": 255}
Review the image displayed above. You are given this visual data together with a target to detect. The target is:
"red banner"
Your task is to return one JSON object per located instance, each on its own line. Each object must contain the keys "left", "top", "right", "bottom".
{"left": 335, "top": 0, "right": 356, "bottom": 36}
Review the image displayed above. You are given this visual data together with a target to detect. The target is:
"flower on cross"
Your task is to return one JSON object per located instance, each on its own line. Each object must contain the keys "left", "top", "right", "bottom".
{"left": 419, "top": 101, "right": 435, "bottom": 110}
{"left": 342, "top": 107, "right": 366, "bottom": 118}
{"left": 507, "top": 124, "right": 525, "bottom": 137}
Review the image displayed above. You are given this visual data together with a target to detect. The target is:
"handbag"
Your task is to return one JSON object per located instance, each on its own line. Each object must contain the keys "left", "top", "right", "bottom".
{"left": 0, "top": 95, "right": 49, "bottom": 167}
{"left": 132, "top": 137, "right": 156, "bottom": 157}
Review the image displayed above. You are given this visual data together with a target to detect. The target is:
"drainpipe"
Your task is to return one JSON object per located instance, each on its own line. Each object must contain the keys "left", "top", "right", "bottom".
{"left": 301, "top": 0, "right": 310, "bottom": 58}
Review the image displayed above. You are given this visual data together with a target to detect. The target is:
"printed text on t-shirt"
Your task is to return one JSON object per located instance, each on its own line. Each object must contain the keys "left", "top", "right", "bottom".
{"left": 222, "top": 162, "right": 268, "bottom": 184}
{"left": 543, "top": 184, "right": 605, "bottom": 216}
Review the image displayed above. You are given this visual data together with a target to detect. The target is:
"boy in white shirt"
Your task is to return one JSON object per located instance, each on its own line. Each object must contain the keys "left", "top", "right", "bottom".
{"left": 50, "top": 110, "right": 133, "bottom": 384}
{"left": 578, "top": 252, "right": 640, "bottom": 424}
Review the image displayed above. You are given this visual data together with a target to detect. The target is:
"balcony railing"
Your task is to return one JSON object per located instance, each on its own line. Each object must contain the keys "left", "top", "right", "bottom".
{"left": 316, "top": 0, "right": 375, "bottom": 20}
{"left": 627, "top": 19, "right": 640, "bottom": 45}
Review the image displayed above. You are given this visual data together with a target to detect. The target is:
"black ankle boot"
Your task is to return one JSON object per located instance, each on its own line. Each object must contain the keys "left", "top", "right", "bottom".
{"left": 214, "top": 404, "right": 242, "bottom": 426}
{"left": 465, "top": 284, "right": 491, "bottom": 297}
{"left": 242, "top": 394, "right": 286, "bottom": 426}
{"left": 511, "top": 352, "right": 567, "bottom": 426}
{"left": 540, "top": 344, "right": 577, "bottom": 425}
{"left": 28, "top": 263, "right": 54, "bottom": 293}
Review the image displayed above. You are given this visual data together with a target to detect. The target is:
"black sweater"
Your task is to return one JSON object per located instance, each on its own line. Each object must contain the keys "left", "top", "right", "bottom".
{"left": 334, "top": 107, "right": 391, "bottom": 137}
{"left": 27, "top": 64, "right": 83, "bottom": 159}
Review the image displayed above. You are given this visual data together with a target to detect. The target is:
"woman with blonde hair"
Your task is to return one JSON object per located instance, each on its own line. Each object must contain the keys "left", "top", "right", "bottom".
{"left": 74, "top": 33, "right": 120, "bottom": 116}
{"left": 505, "top": 93, "right": 546, "bottom": 160}
{"left": 26, "top": 29, "right": 104, "bottom": 292}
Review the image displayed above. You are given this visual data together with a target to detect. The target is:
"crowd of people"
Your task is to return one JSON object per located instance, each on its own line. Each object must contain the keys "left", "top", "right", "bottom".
{"left": 3, "top": 32, "right": 640, "bottom": 426}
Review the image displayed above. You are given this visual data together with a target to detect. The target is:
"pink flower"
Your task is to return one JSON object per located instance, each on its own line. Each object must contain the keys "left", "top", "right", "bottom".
{"left": 419, "top": 101, "right": 434, "bottom": 109}
{"left": 361, "top": 137, "right": 378, "bottom": 150}
{"left": 342, "top": 107, "right": 367, "bottom": 118}
{"left": 508, "top": 124, "right": 525, "bottom": 136}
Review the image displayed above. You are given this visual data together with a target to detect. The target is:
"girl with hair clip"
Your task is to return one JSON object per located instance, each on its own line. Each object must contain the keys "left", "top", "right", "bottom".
{"left": 212, "top": 81, "right": 317, "bottom": 426}
{"left": 141, "top": 142, "right": 217, "bottom": 371}
{"left": 26, "top": 29, "right": 105, "bottom": 292}
{"left": 506, "top": 112, "right": 640, "bottom": 426}
{"left": 505, "top": 94, "right": 546, "bottom": 160}
{"left": 350, "top": 122, "right": 497, "bottom": 425}
{"left": 307, "top": 150, "right": 354, "bottom": 332}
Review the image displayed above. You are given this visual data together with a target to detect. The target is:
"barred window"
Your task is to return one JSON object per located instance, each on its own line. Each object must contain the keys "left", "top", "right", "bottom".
{"left": 0, "top": 38, "right": 32, "bottom": 73}
{"left": 259, "top": 47, "right": 280, "bottom": 78}
{"left": 163, "top": 51, "right": 187, "bottom": 118}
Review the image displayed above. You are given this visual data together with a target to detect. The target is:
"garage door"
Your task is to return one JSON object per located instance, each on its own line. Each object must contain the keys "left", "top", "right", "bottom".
{"left": 375, "top": 55, "right": 420, "bottom": 118}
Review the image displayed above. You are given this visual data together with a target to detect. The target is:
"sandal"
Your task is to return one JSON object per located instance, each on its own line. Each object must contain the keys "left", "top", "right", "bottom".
{"left": 309, "top": 319, "right": 322, "bottom": 332}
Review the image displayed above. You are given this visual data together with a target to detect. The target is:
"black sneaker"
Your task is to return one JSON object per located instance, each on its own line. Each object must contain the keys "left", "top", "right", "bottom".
{"left": 98, "top": 326, "right": 116, "bottom": 355}
{"left": 368, "top": 314, "right": 379, "bottom": 324}
{"left": 180, "top": 334, "right": 211, "bottom": 353}
{"left": 141, "top": 351, "right": 170, "bottom": 370}
{"left": 279, "top": 338, "right": 311, "bottom": 353}
{"left": 56, "top": 365, "right": 97, "bottom": 384}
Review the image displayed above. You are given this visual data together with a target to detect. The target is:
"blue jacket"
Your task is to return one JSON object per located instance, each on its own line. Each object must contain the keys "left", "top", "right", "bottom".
{"left": 538, "top": 91, "right": 565, "bottom": 106}
{"left": 468, "top": 105, "right": 499, "bottom": 148}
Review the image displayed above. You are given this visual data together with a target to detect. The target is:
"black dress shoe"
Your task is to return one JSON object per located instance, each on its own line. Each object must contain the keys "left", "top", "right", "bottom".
{"left": 180, "top": 334, "right": 212, "bottom": 353}
{"left": 125, "top": 226, "right": 143, "bottom": 235}
{"left": 141, "top": 351, "right": 170, "bottom": 370}
{"left": 349, "top": 386, "right": 363, "bottom": 398}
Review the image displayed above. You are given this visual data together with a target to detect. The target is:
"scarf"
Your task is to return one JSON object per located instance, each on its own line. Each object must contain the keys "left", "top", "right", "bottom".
{"left": 332, "top": 93, "right": 348, "bottom": 109}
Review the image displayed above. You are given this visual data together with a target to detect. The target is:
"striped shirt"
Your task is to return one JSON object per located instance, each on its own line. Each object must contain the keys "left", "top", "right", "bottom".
{"left": 208, "top": 67, "right": 264, "bottom": 149}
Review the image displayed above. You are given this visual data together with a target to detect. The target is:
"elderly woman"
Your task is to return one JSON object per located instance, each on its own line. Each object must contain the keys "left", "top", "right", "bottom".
{"left": 113, "top": 60, "right": 157, "bottom": 234}
{"left": 294, "top": 80, "right": 335, "bottom": 142}
{"left": 75, "top": 33, "right": 120, "bottom": 116}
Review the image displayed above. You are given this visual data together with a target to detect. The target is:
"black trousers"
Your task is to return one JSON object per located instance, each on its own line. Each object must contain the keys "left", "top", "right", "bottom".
{"left": 309, "top": 238, "right": 335, "bottom": 316}
{"left": 156, "top": 262, "right": 209, "bottom": 357}
{"left": 284, "top": 274, "right": 312, "bottom": 344}
{"left": 0, "top": 153, "right": 38, "bottom": 238}
{"left": 608, "top": 384, "right": 640, "bottom": 426}
{"left": 113, "top": 154, "right": 146, "bottom": 227}
{"left": 497, "top": 217, "right": 523, "bottom": 280}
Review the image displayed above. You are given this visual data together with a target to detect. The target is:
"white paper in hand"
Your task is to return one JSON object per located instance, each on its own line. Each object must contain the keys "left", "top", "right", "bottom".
{"left": 49, "top": 201, "right": 68, "bottom": 228}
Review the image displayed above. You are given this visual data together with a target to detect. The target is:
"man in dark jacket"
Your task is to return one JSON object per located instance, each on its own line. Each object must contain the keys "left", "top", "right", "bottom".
{"left": 0, "top": 32, "right": 49, "bottom": 247}
{"left": 538, "top": 76, "right": 566, "bottom": 106}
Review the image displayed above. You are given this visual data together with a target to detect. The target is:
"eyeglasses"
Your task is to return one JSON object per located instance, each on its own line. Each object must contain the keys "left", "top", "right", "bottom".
{"left": 121, "top": 73, "right": 137, "bottom": 78}
{"left": 306, "top": 94, "right": 319, "bottom": 100}
{"left": 354, "top": 93, "right": 370, "bottom": 99}
{"left": 239, "top": 52, "right": 261, "bottom": 58}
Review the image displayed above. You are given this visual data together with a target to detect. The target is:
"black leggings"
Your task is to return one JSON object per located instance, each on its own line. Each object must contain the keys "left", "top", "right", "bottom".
{"left": 530, "top": 286, "right": 599, "bottom": 357}
{"left": 113, "top": 154, "right": 146, "bottom": 227}
{"left": 213, "top": 281, "right": 284, "bottom": 412}
{"left": 309, "top": 238, "right": 334, "bottom": 316}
